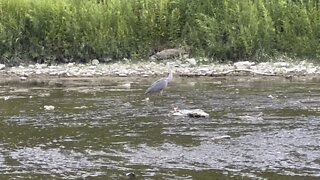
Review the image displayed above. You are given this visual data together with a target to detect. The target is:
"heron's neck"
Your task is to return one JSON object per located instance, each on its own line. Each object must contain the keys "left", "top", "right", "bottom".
{"left": 167, "top": 69, "right": 173, "bottom": 82}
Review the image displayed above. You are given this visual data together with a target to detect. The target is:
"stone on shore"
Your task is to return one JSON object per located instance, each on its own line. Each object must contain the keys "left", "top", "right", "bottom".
{"left": 186, "top": 58, "right": 197, "bottom": 66}
{"left": 152, "top": 48, "right": 186, "bottom": 60}
{"left": 234, "top": 61, "right": 255, "bottom": 69}
{"left": 91, "top": 59, "right": 99, "bottom": 65}
{"left": 0, "top": 64, "right": 5, "bottom": 70}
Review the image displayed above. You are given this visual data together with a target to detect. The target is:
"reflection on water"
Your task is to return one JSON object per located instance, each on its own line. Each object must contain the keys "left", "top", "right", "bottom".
{"left": 0, "top": 77, "right": 320, "bottom": 179}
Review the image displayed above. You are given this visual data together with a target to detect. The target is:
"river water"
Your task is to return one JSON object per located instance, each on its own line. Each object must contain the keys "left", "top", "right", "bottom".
{"left": 0, "top": 76, "right": 319, "bottom": 179}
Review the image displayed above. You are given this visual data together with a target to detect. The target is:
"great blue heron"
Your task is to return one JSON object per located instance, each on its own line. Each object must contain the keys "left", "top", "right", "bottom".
{"left": 145, "top": 66, "right": 173, "bottom": 95}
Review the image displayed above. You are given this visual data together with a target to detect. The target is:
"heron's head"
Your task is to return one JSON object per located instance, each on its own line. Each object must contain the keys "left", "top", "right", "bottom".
{"left": 165, "top": 62, "right": 174, "bottom": 82}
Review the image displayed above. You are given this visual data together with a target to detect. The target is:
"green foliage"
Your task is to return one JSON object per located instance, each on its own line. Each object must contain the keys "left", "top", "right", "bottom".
{"left": 0, "top": 0, "right": 319, "bottom": 64}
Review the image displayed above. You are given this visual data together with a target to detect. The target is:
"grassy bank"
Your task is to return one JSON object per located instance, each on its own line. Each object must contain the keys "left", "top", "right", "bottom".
{"left": 0, "top": 0, "right": 319, "bottom": 64}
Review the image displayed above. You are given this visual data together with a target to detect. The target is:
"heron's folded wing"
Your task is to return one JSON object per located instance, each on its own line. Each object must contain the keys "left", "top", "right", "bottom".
{"left": 145, "top": 78, "right": 167, "bottom": 94}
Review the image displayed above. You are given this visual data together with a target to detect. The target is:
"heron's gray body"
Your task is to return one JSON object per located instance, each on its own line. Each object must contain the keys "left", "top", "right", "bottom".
{"left": 145, "top": 78, "right": 168, "bottom": 94}
{"left": 145, "top": 67, "right": 173, "bottom": 94}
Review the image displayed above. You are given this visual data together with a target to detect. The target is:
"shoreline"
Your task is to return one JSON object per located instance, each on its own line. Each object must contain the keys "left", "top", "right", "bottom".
{"left": 1, "top": 60, "right": 320, "bottom": 80}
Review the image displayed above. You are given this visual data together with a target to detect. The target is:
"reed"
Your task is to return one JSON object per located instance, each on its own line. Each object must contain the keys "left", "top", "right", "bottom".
{"left": 0, "top": 0, "right": 319, "bottom": 64}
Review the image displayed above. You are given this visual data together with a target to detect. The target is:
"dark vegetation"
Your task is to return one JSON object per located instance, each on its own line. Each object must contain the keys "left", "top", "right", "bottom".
{"left": 0, "top": 0, "right": 319, "bottom": 64}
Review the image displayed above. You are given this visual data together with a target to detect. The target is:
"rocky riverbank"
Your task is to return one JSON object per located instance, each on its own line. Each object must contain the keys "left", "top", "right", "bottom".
{"left": 0, "top": 59, "right": 319, "bottom": 80}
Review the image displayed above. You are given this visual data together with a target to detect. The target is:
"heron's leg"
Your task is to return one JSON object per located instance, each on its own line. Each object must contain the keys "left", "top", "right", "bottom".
{"left": 160, "top": 90, "right": 163, "bottom": 96}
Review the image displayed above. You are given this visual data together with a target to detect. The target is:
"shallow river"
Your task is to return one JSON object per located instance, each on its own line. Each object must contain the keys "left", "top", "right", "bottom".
{"left": 0, "top": 76, "right": 319, "bottom": 179}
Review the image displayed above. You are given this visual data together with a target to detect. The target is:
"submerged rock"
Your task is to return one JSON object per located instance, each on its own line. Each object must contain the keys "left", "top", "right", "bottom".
{"left": 3, "top": 96, "right": 10, "bottom": 101}
{"left": 171, "top": 108, "right": 209, "bottom": 118}
{"left": 74, "top": 106, "right": 87, "bottom": 109}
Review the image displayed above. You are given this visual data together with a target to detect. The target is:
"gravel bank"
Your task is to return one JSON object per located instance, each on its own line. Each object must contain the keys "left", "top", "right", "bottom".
{"left": 0, "top": 60, "right": 319, "bottom": 80}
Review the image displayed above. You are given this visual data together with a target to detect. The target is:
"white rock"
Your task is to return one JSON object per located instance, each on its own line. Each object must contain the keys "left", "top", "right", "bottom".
{"left": 274, "top": 62, "right": 290, "bottom": 68}
{"left": 212, "top": 135, "right": 231, "bottom": 140}
{"left": 49, "top": 72, "right": 57, "bottom": 76}
{"left": 35, "top": 63, "right": 48, "bottom": 68}
{"left": 67, "top": 63, "right": 74, "bottom": 67}
{"left": 268, "top": 94, "right": 275, "bottom": 99}
{"left": 118, "top": 83, "right": 131, "bottom": 89}
{"left": 118, "top": 73, "right": 128, "bottom": 77}
{"left": 171, "top": 108, "right": 209, "bottom": 118}
{"left": 0, "top": 64, "right": 5, "bottom": 70}
{"left": 89, "top": 66, "right": 96, "bottom": 69}
{"left": 91, "top": 59, "right": 99, "bottom": 65}
{"left": 234, "top": 61, "right": 255, "bottom": 69}
{"left": 44, "top": 105, "right": 55, "bottom": 110}
{"left": 307, "top": 67, "right": 318, "bottom": 74}
{"left": 186, "top": 58, "right": 197, "bottom": 66}
{"left": 20, "top": 77, "right": 27, "bottom": 81}
{"left": 74, "top": 106, "right": 87, "bottom": 109}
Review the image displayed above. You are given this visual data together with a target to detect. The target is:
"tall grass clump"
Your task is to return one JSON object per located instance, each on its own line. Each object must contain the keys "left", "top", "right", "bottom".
{"left": 0, "top": 0, "right": 319, "bottom": 64}
{"left": 191, "top": 0, "right": 320, "bottom": 61}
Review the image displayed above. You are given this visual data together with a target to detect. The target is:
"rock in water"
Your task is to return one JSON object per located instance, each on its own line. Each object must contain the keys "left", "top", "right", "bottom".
{"left": 44, "top": 105, "right": 55, "bottom": 111}
{"left": 126, "top": 172, "right": 136, "bottom": 179}
{"left": 171, "top": 108, "right": 209, "bottom": 118}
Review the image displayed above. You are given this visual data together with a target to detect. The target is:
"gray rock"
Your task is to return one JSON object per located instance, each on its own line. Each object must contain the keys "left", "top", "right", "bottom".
{"left": 149, "top": 55, "right": 157, "bottom": 61}
{"left": 153, "top": 48, "right": 186, "bottom": 60}
{"left": 91, "top": 59, "right": 99, "bottom": 65}
{"left": 234, "top": 61, "right": 255, "bottom": 69}
{"left": 102, "top": 57, "right": 113, "bottom": 63}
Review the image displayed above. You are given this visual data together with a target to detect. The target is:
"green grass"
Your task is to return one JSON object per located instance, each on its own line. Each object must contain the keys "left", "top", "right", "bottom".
{"left": 0, "top": 0, "right": 319, "bottom": 64}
